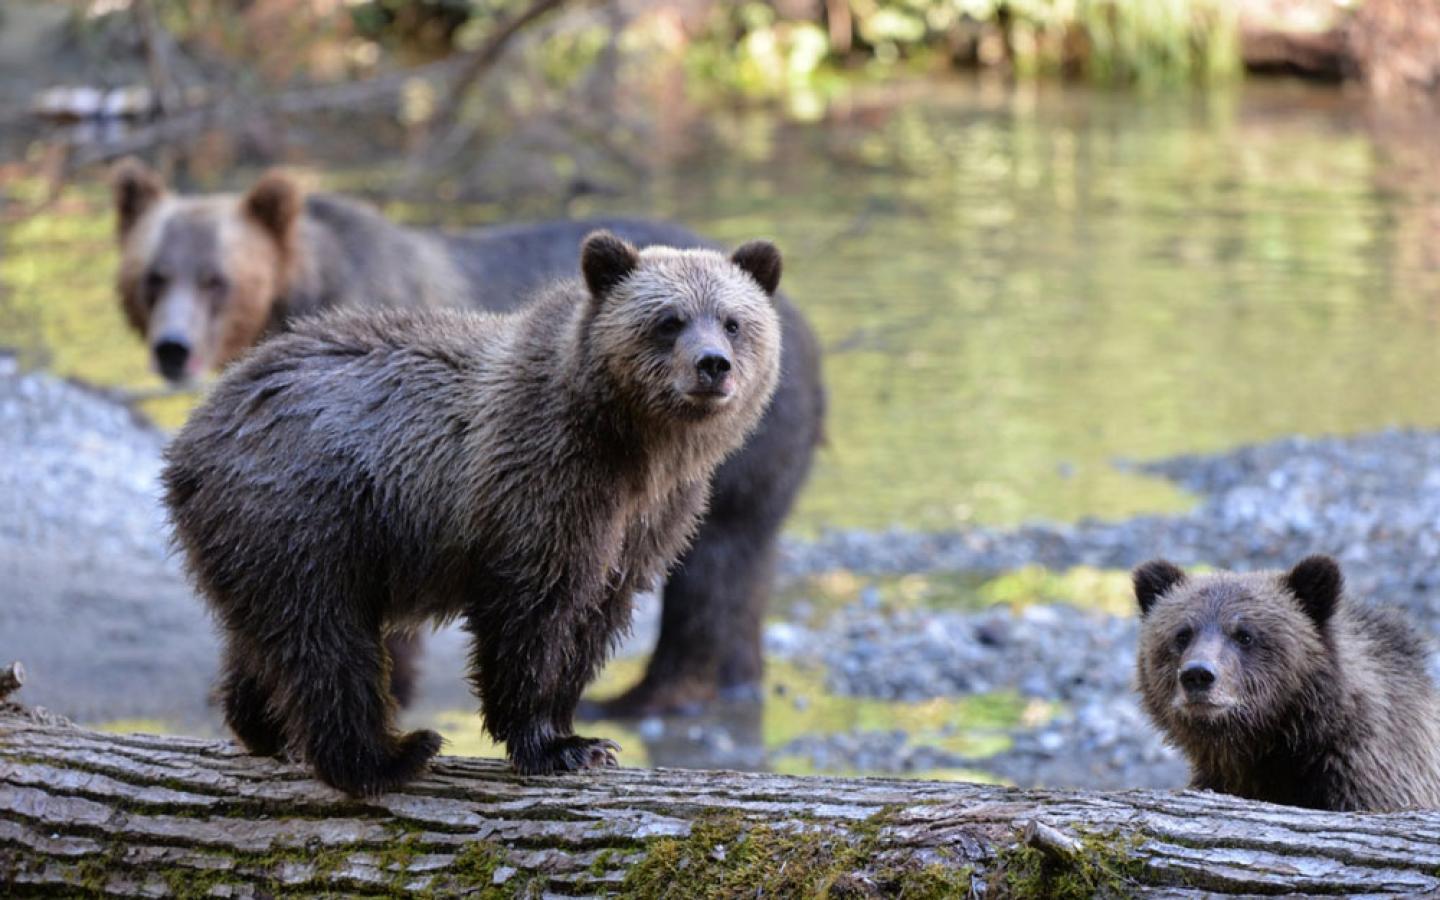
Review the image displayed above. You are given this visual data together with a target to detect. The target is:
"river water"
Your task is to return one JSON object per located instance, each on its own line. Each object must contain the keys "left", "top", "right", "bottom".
{"left": 9, "top": 77, "right": 1440, "bottom": 531}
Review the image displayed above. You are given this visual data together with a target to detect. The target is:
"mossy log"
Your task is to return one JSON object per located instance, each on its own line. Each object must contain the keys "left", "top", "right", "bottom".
{"left": 4, "top": 703, "right": 1440, "bottom": 897}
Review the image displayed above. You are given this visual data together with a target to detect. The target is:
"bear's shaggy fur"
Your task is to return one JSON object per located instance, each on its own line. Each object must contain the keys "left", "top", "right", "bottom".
{"left": 113, "top": 161, "right": 824, "bottom": 717}
{"left": 1134, "top": 555, "right": 1440, "bottom": 811}
{"left": 162, "top": 233, "right": 784, "bottom": 795}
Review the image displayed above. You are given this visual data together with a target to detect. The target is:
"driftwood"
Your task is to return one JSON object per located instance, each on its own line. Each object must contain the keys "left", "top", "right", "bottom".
{"left": 4, "top": 696, "right": 1440, "bottom": 897}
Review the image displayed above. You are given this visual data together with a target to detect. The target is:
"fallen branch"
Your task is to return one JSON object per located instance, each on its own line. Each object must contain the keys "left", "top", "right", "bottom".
{"left": 3, "top": 702, "right": 1440, "bottom": 896}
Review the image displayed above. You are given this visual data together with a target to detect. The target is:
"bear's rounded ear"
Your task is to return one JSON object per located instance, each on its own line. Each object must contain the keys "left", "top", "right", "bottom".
{"left": 731, "top": 240, "right": 782, "bottom": 297}
{"left": 112, "top": 157, "right": 166, "bottom": 238}
{"left": 1133, "top": 559, "right": 1186, "bottom": 617}
{"left": 1285, "top": 555, "right": 1342, "bottom": 627}
{"left": 243, "top": 170, "right": 303, "bottom": 249}
{"left": 581, "top": 230, "right": 639, "bottom": 300}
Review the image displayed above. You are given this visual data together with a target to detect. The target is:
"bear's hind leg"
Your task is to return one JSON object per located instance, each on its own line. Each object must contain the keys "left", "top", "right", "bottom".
{"left": 273, "top": 611, "right": 441, "bottom": 796}
{"left": 219, "top": 643, "right": 285, "bottom": 757}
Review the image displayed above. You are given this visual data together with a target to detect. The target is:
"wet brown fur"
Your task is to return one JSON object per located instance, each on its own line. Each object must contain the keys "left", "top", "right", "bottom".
{"left": 162, "top": 234, "right": 783, "bottom": 796}
{"left": 1135, "top": 556, "right": 1440, "bottom": 811}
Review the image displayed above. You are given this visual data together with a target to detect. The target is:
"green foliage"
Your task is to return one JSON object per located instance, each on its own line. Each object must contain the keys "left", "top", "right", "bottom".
{"left": 682, "top": 3, "right": 841, "bottom": 117}
{"left": 683, "top": 0, "right": 1243, "bottom": 100}
{"left": 1074, "top": 0, "right": 1241, "bottom": 85}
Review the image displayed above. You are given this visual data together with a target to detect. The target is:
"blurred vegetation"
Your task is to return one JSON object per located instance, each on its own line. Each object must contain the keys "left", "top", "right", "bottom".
{"left": 682, "top": 0, "right": 1242, "bottom": 103}
{"left": 103, "top": 0, "right": 1254, "bottom": 108}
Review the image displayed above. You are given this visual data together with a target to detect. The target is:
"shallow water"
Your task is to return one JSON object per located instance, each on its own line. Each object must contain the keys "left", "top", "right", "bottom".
{"left": 8, "top": 75, "right": 1440, "bottom": 776}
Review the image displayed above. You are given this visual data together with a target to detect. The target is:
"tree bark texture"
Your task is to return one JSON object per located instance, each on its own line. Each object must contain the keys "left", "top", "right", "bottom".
{"left": 3, "top": 703, "right": 1440, "bottom": 897}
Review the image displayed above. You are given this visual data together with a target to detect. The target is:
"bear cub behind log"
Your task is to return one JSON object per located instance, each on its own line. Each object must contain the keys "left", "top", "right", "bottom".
{"left": 1134, "top": 555, "right": 1440, "bottom": 811}
{"left": 163, "top": 232, "right": 784, "bottom": 796}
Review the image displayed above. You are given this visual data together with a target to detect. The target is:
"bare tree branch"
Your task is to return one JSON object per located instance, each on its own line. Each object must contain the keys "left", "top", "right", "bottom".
{"left": 434, "top": 0, "right": 576, "bottom": 126}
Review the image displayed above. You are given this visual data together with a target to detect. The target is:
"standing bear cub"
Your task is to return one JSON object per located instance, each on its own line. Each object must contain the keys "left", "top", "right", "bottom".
{"left": 163, "top": 232, "right": 784, "bottom": 795}
{"left": 1134, "top": 555, "right": 1440, "bottom": 811}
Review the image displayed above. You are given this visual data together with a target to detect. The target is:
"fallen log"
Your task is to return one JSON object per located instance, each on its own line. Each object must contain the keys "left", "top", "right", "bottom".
{"left": 3, "top": 699, "right": 1440, "bottom": 897}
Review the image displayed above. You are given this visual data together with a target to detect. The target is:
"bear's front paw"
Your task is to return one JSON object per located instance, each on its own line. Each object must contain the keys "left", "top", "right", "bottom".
{"left": 513, "top": 735, "right": 621, "bottom": 775}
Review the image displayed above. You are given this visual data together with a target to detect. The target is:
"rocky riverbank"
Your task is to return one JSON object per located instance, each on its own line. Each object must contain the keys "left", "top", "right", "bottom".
{"left": 783, "top": 429, "right": 1440, "bottom": 620}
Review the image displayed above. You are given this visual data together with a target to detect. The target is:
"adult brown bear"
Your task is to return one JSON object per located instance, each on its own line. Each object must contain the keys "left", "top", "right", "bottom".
{"left": 113, "top": 160, "right": 824, "bottom": 716}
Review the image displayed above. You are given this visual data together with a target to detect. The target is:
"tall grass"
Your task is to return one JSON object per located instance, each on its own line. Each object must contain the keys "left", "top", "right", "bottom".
{"left": 686, "top": 0, "right": 1245, "bottom": 96}
{"left": 1072, "top": 0, "right": 1241, "bottom": 85}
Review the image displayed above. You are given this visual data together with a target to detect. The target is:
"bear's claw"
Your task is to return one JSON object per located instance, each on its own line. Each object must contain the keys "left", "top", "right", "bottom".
{"left": 514, "top": 735, "right": 622, "bottom": 774}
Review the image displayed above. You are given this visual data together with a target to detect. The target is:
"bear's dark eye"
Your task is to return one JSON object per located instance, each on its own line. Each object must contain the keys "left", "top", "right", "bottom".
{"left": 200, "top": 272, "right": 228, "bottom": 294}
{"left": 145, "top": 271, "right": 167, "bottom": 294}
{"left": 724, "top": 318, "right": 740, "bottom": 336}
{"left": 1233, "top": 628, "right": 1254, "bottom": 648}
{"left": 1173, "top": 627, "right": 1193, "bottom": 651}
{"left": 656, "top": 315, "right": 685, "bottom": 339}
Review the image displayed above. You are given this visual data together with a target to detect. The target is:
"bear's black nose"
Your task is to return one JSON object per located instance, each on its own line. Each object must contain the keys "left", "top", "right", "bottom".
{"left": 696, "top": 351, "right": 731, "bottom": 383}
{"left": 1179, "top": 660, "right": 1217, "bottom": 693}
{"left": 154, "top": 338, "right": 191, "bottom": 382}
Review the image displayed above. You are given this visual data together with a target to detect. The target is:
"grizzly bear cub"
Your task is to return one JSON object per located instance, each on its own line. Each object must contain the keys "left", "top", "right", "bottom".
{"left": 162, "top": 232, "right": 784, "bottom": 795}
{"left": 1134, "top": 555, "right": 1440, "bottom": 811}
